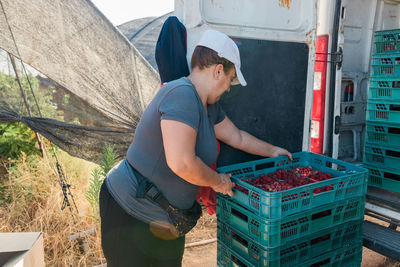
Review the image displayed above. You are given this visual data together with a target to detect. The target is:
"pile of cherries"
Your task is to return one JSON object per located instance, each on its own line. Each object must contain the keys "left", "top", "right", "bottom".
{"left": 234, "top": 167, "right": 334, "bottom": 194}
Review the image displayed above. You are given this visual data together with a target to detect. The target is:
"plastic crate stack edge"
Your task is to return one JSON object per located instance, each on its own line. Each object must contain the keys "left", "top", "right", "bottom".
{"left": 216, "top": 151, "right": 367, "bottom": 267}
{"left": 365, "top": 28, "right": 400, "bottom": 193}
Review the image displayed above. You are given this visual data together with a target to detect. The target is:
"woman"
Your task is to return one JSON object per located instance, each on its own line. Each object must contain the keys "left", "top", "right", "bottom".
{"left": 99, "top": 29, "right": 292, "bottom": 266}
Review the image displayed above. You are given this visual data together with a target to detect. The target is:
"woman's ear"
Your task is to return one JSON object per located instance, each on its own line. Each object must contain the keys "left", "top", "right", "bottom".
{"left": 213, "top": 64, "right": 224, "bottom": 80}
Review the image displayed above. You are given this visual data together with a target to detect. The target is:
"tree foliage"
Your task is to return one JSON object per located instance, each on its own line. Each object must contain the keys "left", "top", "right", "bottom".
{"left": 0, "top": 72, "right": 62, "bottom": 158}
{"left": 0, "top": 72, "right": 62, "bottom": 119}
{"left": 0, "top": 123, "right": 39, "bottom": 159}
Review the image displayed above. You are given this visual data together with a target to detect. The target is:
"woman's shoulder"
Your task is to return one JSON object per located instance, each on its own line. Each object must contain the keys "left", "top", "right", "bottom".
{"left": 161, "top": 77, "right": 198, "bottom": 100}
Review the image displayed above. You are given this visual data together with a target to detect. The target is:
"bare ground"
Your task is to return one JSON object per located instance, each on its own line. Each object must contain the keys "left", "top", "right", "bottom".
{"left": 183, "top": 211, "right": 218, "bottom": 267}
{"left": 182, "top": 213, "right": 400, "bottom": 267}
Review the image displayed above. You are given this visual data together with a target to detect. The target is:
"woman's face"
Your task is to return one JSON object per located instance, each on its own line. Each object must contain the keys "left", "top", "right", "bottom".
{"left": 209, "top": 66, "right": 236, "bottom": 104}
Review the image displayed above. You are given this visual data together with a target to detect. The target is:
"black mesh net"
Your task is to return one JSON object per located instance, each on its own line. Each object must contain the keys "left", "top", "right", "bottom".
{"left": 0, "top": 0, "right": 164, "bottom": 163}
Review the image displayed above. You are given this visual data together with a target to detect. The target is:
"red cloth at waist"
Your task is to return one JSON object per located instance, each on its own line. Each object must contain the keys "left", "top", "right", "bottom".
{"left": 196, "top": 140, "right": 219, "bottom": 215}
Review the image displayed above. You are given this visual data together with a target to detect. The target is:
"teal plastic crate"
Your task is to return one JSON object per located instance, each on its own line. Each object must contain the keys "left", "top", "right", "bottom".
{"left": 218, "top": 242, "right": 254, "bottom": 267}
{"left": 373, "top": 29, "right": 400, "bottom": 54}
{"left": 366, "top": 99, "right": 400, "bottom": 124}
{"left": 217, "top": 241, "right": 362, "bottom": 267}
{"left": 371, "top": 53, "right": 400, "bottom": 77}
{"left": 217, "top": 152, "right": 368, "bottom": 219}
{"left": 299, "top": 242, "right": 362, "bottom": 267}
{"left": 217, "top": 219, "right": 363, "bottom": 267}
{"left": 363, "top": 142, "right": 400, "bottom": 172}
{"left": 217, "top": 196, "right": 365, "bottom": 248}
{"left": 368, "top": 78, "right": 400, "bottom": 100}
{"left": 364, "top": 164, "right": 400, "bottom": 193}
{"left": 365, "top": 121, "right": 400, "bottom": 147}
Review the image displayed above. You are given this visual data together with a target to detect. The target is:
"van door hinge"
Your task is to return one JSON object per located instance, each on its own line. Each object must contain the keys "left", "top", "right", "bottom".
{"left": 316, "top": 47, "right": 343, "bottom": 70}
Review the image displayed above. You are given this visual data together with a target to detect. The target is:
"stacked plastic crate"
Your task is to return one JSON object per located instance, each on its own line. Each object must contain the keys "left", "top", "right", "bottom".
{"left": 364, "top": 29, "right": 400, "bottom": 193}
{"left": 216, "top": 152, "right": 368, "bottom": 267}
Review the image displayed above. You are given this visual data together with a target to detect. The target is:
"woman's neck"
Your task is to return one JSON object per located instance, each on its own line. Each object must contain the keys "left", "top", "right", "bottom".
{"left": 187, "top": 72, "right": 210, "bottom": 110}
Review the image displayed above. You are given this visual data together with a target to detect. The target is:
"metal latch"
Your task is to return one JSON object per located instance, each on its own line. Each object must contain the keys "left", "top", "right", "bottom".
{"left": 316, "top": 47, "right": 343, "bottom": 70}
{"left": 334, "top": 115, "right": 341, "bottom": 134}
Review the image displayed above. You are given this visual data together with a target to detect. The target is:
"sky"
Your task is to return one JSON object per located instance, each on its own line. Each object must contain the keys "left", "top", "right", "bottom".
{"left": 91, "top": 0, "right": 175, "bottom": 26}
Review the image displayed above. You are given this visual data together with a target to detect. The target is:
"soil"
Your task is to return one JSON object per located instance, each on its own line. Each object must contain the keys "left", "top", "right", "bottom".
{"left": 182, "top": 213, "right": 400, "bottom": 267}
{"left": 182, "top": 211, "right": 218, "bottom": 267}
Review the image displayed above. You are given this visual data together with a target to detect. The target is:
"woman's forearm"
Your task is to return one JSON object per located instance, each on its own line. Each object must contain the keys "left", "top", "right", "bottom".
{"left": 236, "top": 130, "right": 277, "bottom": 157}
{"left": 215, "top": 117, "right": 291, "bottom": 159}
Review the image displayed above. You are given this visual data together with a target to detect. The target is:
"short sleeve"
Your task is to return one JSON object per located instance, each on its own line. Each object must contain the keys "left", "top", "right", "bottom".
{"left": 159, "top": 85, "right": 200, "bottom": 131}
{"left": 208, "top": 101, "right": 226, "bottom": 125}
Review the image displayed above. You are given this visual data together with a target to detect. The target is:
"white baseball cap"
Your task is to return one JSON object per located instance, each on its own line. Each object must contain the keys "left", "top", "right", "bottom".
{"left": 196, "top": 29, "right": 247, "bottom": 86}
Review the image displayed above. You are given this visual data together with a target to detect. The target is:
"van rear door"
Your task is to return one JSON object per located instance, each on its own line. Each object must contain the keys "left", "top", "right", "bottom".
{"left": 175, "top": 0, "right": 318, "bottom": 165}
{"left": 327, "top": 0, "right": 376, "bottom": 161}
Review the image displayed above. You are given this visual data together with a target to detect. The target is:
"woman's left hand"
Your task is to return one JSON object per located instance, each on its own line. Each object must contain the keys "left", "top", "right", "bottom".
{"left": 270, "top": 146, "right": 293, "bottom": 160}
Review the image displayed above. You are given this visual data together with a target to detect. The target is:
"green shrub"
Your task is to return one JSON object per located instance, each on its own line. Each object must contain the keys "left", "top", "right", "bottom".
{"left": 0, "top": 123, "right": 39, "bottom": 159}
{"left": 0, "top": 73, "right": 62, "bottom": 119}
{"left": 0, "top": 72, "right": 63, "bottom": 159}
{"left": 86, "top": 145, "right": 117, "bottom": 220}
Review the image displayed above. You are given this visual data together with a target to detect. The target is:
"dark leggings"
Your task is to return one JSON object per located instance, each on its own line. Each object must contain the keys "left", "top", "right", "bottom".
{"left": 99, "top": 181, "right": 185, "bottom": 267}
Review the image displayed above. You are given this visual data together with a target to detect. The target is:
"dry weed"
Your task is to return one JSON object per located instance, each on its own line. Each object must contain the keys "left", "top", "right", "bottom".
{"left": 0, "top": 151, "right": 105, "bottom": 266}
{"left": 183, "top": 211, "right": 218, "bottom": 267}
{"left": 186, "top": 211, "right": 217, "bottom": 244}
{"left": 0, "top": 150, "right": 221, "bottom": 266}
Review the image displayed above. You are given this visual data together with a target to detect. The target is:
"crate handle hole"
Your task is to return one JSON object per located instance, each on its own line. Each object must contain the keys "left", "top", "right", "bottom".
{"left": 232, "top": 231, "right": 249, "bottom": 247}
{"left": 393, "top": 81, "right": 400, "bottom": 88}
{"left": 255, "top": 161, "right": 275, "bottom": 170}
{"left": 311, "top": 258, "right": 331, "bottom": 267}
{"left": 389, "top": 127, "right": 400, "bottom": 135}
{"left": 384, "top": 171, "right": 400, "bottom": 181}
{"left": 232, "top": 255, "right": 247, "bottom": 267}
{"left": 390, "top": 104, "right": 400, "bottom": 111}
{"left": 311, "top": 234, "right": 331, "bottom": 246}
{"left": 312, "top": 209, "right": 332, "bottom": 220}
{"left": 386, "top": 149, "right": 400, "bottom": 158}
{"left": 232, "top": 208, "right": 248, "bottom": 222}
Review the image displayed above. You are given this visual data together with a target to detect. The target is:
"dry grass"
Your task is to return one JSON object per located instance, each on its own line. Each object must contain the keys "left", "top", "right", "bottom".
{"left": 0, "top": 150, "right": 105, "bottom": 266}
{"left": 183, "top": 211, "right": 218, "bottom": 267}
{"left": 186, "top": 211, "right": 217, "bottom": 244}
{"left": 0, "top": 150, "right": 220, "bottom": 267}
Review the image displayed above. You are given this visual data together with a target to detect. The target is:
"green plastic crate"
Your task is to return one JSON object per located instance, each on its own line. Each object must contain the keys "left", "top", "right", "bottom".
{"left": 217, "top": 152, "right": 368, "bottom": 219}
{"left": 217, "top": 196, "right": 365, "bottom": 248}
{"left": 365, "top": 121, "right": 400, "bottom": 147}
{"left": 373, "top": 29, "right": 400, "bottom": 54}
{"left": 218, "top": 242, "right": 254, "bottom": 267}
{"left": 217, "top": 219, "right": 363, "bottom": 267}
{"left": 368, "top": 78, "right": 400, "bottom": 100}
{"left": 364, "top": 164, "right": 400, "bottom": 193}
{"left": 366, "top": 100, "right": 400, "bottom": 124}
{"left": 217, "top": 241, "right": 362, "bottom": 267}
{"left": 299, "top": 242, "right": 362, "bottom": 267}
{"left": 371, "top": 53, "right": 400, "bottom": 77}
{"left": 364, "top": 142, "right": 400, "bottom": 172}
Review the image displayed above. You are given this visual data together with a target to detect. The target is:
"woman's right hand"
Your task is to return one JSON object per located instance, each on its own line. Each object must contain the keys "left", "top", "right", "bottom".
{"left": 211, "top": 173, "right": 235, "bottom": 197}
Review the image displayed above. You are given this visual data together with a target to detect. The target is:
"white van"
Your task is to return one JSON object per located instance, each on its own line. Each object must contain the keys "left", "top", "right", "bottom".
{"left": 175, "top": 0, "right": 400, "bottom": 260}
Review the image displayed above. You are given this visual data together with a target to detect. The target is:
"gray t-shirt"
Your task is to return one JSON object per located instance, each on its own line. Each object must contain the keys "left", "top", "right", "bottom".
{"left": 106, "top": 77, "right": 226, "bottom": 223}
